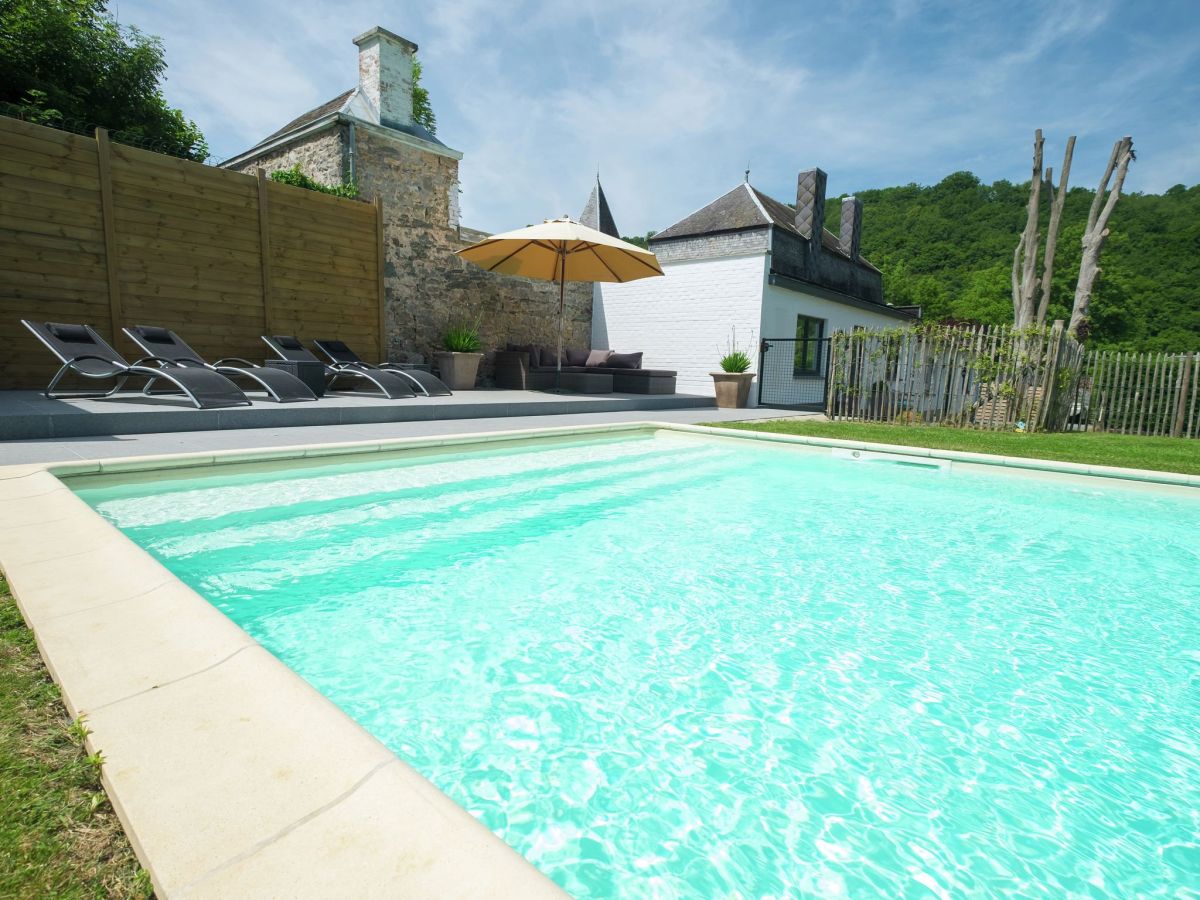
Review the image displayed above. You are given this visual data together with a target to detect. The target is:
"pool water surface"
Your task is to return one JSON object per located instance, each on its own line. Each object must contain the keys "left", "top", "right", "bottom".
{"left": 74, "top": 432, "right": 1200, "bottom": 896}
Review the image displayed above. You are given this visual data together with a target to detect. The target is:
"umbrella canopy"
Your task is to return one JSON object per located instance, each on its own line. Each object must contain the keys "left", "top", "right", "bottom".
{"left": 456, "top": 217, "right": 664, "bottom": 389}
{"left": 456, "top": 217, "right": 663, "bottom": 284}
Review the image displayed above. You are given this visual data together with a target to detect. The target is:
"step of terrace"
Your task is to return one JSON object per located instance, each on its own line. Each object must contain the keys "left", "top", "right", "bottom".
{"left": 0, "top": 389, "right": 716, "bottom": 440}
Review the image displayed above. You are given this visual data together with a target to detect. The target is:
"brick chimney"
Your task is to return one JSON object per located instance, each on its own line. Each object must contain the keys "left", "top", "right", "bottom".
{"left": 838, "top": 196, "right": 863, "bottom": 261}
{"left": 353, "top": 26, "right": 417, "bottom": 129}
{"left": 794, "top": 168, "right": 827, "bottom": 246}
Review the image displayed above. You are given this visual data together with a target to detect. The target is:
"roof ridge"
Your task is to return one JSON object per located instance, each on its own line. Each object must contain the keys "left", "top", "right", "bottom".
{"left": 742, "top": 182, "right": 772, "bottom": 223}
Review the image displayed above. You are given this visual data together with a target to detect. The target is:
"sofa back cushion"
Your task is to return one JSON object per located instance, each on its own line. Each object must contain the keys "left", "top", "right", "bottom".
{"left": 540, "top": 346, "right": 563, "bottom": 367}
{"left": 606, "top": 351, "right": 643, "bottom": 369}
{"left": 564, "top": 348, "right": 590, "bottom": 367}
{"left": 506, "top": 343, "right": 538, "bottom": 368}
{"left": 585, "top": 349, "right": 613, "bottom": 367}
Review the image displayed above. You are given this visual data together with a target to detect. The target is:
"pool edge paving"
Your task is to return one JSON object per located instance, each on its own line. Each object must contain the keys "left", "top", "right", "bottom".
{"left": 0, "top": 421, "right": 1196, "bottom": 897}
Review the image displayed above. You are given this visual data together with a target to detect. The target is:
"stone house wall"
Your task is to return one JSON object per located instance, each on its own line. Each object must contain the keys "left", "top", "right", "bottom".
{"left": 229, "top": 128, "right": 348, "bottom": 188}
{"left": 229, "top": 123, "right": 591, "bottom": 380}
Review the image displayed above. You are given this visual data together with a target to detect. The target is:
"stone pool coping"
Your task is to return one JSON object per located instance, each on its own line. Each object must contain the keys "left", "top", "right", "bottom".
{"left": 0, "top": 421, "right": 1195, "bottom": 897}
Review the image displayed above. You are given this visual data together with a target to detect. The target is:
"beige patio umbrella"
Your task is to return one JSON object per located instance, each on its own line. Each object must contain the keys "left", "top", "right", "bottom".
{"left": 456, "top": 217, "right": 664, "bottom": 390}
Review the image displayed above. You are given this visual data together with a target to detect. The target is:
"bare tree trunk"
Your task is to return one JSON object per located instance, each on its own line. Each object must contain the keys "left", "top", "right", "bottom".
{"left": 1070, "top": 136, "right": 1134, "bottom": 339}
{"left": 1011, "top": 129, "right": 1043, "bottom": 328}
{"left": 1036, "top": 136, "right": 1075, "bottom": 325}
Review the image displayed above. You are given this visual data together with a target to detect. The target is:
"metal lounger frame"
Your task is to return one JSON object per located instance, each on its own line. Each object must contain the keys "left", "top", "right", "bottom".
{"left": 312, "top": 340, "right": 453, "bottom": 397}
{"left": 261, "top": 336, "right": 415, "bottom": 400}
{"left": 123, "top": 327, "right": 317, "bottom": 404}
{"left": 22, "top": 320, "right": 251, "bottom": 409}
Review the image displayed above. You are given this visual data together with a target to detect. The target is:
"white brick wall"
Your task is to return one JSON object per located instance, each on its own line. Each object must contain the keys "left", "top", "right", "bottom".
{"left": 593, "top": 253, "right": 768, "bottom": 398}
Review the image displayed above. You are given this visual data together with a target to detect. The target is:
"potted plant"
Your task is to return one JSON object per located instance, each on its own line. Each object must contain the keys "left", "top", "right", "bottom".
{"left": 711, "top": 330, "right": 756, "bottom": 408}
{"left": 434, "top": 317, "right": 484, "bottom": 390}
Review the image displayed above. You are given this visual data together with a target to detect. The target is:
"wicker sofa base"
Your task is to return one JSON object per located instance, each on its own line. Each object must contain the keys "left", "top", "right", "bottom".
{"left": 493, "top": 352, "right": 677, "bottom": 394}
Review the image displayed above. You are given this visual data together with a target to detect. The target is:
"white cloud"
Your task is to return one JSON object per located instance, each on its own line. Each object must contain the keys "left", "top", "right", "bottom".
{"left": 119, "top": 0, "right": 1199, "bottom": 231}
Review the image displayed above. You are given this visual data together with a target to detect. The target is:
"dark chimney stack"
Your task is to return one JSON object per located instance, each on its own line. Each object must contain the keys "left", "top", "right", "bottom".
{"left": 794, "top": 168, "right": 827, "bottom": 247}
{"left": 838, "top": 195, "right": 863, "bottom": 261}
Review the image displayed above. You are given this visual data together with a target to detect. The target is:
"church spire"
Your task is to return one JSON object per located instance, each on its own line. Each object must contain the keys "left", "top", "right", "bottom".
{"left": 579, "top": 175, "right": 619, "bottom": 238}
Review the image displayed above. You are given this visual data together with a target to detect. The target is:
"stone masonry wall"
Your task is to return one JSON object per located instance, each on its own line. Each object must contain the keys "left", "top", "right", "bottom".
{"left": 353, "top": 127, "right": 591, "bottom": 377}
{"left": 228, "top": 122, "right": 591, "bottom": 381}
{"left": 226, "top": 126, "right": 347, "bottom": 189}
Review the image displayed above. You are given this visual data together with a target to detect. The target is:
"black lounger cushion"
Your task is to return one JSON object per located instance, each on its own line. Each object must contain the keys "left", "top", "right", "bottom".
{"left": 138, "top": 326, "right": 176, "bottom": 344}
{"left": 606, "top": 352, "right": 643, "bottom": 369}
{"left": 275, "top": 336, "right": 304, "bottom": 350}
{"left": 322, "top": 339, "right": 351, "bottom": 353}
{"left": 48, "top": 323, "right": 94, "bottom": 343}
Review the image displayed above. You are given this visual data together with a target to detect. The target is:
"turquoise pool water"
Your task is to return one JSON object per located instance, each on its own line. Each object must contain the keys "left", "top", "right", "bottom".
{"left": 75, "top": 432, "right": 1200, "bottom": 896}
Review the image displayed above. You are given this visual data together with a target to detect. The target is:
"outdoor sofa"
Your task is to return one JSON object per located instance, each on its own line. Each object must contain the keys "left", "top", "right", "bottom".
{"left": 494, "top": 346, "right": 677, "bottom": 394}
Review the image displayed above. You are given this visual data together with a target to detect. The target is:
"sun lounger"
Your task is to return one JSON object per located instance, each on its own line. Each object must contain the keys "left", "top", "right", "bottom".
{"left": 261, "top": 335, "right": 416, "bottom": 399}
{"left": 22, "top": 320, "right": 251, "bottom": 409}
{"left": 312, "top": 339, "right": 452, "bottom": 397}
{"left": 124, "top": 326, "right": 317, "bottom": 403}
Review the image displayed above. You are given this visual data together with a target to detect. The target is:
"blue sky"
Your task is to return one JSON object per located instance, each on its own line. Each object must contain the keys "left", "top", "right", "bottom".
{"left": 121, "top": 0, "right": 1199, "bottom": 236}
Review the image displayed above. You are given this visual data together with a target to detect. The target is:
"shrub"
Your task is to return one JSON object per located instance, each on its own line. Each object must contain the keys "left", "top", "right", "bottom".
{"left": 268, "top": 164, "right": 359, "bottom": 199}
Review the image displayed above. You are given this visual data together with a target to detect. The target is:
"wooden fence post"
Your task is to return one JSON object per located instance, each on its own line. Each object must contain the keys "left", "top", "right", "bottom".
{"left": 256, "top": 169, "right": 272, "bottom": 334}
{"left": 375, "top": 197, "right": 387, "bottom": 362}
{"left": 1173, "top": 352, "right": 1194, "bottom": 438}
{"left": 94, "top": 128, "right": 122, "bottom": 340}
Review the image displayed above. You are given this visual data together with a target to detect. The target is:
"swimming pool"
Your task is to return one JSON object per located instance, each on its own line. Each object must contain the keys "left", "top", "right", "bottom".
{"left": 74, "top": 430, "right": 1200, "bottom": 896}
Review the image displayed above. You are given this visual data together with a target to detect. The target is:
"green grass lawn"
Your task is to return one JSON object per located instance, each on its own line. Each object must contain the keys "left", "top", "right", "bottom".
{"left": 0, "top": 577, "right": 151, "bottom": 899}
{"left": 707, "top": 419, "right": 1200, "bottom": 476}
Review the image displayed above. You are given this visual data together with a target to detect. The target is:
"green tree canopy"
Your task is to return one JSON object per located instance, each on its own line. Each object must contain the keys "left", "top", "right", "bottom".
{"left": 825, "top": 175, "right": 1200, "bottom": 350}
{"left": 0, "top": 0, "right": 207, "bottom": 160}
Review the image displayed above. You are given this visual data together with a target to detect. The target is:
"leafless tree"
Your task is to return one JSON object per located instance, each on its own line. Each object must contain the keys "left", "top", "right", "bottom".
{"left": 1070, "top": 136, "right": 1134, "bottom": 338}
{"left": 1012, "top": 131, "right": 1077, "bottom": 329}
{"left": 1011, "top": 130, "right": 1044, "bottom": 328}
{"left": 1037, "top": 136, "right": 1074, "bottom": 326}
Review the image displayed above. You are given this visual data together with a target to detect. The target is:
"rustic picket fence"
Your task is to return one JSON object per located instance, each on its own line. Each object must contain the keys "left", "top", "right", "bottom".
{"left": 826, "top": 324, "right": 1200, "bottom": 438}
{"left": 1067, "top": 349, "right": 1199, "bottom": 438}
{"left": 826, "top": 323, "right": 1086, "bottom": 432}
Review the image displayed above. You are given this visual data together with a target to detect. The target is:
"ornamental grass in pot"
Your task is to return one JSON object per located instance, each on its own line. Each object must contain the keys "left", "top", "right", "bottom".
{"left": 434, "top": 318, "right": 484, "bottom": 390}
{"left": 711, "top": 332, "right": 756, "bottom": 408}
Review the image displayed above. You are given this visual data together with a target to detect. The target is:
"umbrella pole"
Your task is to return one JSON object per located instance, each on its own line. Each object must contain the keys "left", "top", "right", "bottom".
{"left": 555, "top": 250, "right": 565, "bottom": 393}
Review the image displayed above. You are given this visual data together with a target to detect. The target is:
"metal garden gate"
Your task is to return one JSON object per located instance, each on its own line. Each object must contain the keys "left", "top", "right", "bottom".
{"left": 757, "top": 337, "right": 831, "bottom": 410}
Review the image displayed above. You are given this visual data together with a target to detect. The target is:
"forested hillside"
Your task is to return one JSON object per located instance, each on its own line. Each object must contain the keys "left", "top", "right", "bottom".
{"left": 824, "top": 174, "right": 1199, "bottom": 350}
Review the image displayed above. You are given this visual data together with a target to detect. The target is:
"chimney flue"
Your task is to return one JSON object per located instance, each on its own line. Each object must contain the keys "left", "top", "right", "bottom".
{"left": 353, "top": 26, "right": 417, "bottom": 129}
{"left": 795, "top": 168, "right": 827, "bottom": 246}
{"left": 839, "top": 196, "right": 863, "bottom": 261}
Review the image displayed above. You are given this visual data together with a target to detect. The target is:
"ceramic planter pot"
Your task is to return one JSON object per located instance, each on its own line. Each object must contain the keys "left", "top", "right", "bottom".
{"left": 435, "top": 352, "right": 483, "bottom": 390}
{"left": 711, "top": 371, "right": 755, "bottom": 408}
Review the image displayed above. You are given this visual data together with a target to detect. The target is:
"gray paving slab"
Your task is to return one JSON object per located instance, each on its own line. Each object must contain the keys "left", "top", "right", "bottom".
{"left": 0, "top": 406, "right": 813, "bottom": 465}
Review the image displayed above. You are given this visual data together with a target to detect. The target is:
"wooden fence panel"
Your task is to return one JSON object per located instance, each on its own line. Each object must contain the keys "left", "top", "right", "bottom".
{"left": 1069, "top": 349, "right": 1200, "bottom": 439}
{"left": 0, "top": 115, "right": 382, "bottom": 390}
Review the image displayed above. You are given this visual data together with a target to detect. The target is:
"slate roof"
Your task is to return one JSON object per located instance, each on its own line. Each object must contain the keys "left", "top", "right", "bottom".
{"left": 249, "top": 87, "right": 445, "bottom": 151}
{"left": 258, "top": 89, "right": 355, "bottom": 145}
{"left": 651, "top": 182, "right": 879, "bottom": 273}
{"left": 579, "top": 178, "right": 619, "bottom": 238}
